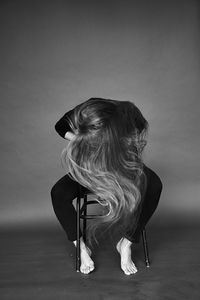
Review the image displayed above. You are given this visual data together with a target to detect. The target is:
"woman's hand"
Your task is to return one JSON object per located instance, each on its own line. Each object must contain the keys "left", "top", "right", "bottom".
{"left": 64, "top": 131, "right": 76, "bottom": 141}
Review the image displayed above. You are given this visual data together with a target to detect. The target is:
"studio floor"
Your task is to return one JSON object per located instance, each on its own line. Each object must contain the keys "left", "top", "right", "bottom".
{"left": 0, "top": 219, "right": 200, "bottom": 300}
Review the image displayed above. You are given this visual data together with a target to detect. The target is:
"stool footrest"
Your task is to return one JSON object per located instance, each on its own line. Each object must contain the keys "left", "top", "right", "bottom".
{"left": 80, "top": 214, "right": 103, "bottom": 219}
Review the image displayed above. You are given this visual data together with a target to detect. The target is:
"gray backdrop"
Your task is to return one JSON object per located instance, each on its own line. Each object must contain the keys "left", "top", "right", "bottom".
{"left": 0, "top": 0, "right": 199, "bottom": 227}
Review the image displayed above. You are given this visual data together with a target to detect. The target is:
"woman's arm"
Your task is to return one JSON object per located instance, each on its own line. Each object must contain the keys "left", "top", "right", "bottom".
{"left": 55, "top": 109, "right": 74, "bottom": 138}
{"left": 55, "top": 103, "right": 83, "bottom": 139}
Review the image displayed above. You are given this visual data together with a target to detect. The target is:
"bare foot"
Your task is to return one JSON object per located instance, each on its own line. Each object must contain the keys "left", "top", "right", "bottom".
{"left": 116, "top": 237, "right": 138, "bottom": 275}
{"left": 73, "top": 238, "right": 95, "bottom": 274}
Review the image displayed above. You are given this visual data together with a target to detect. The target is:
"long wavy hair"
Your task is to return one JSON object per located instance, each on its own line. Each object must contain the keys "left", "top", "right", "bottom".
{"left": 62, "top": 98, "right": 149, "bottom": 244}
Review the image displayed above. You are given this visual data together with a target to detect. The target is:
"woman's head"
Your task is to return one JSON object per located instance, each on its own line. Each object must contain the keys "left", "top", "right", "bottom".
{"left": 62, "top": 98, "right": 148, "bottom": 243}
{"left": 72, "top": 98, "right": 117, "bottom": 135}
{"left": 72, "top": 98, "right": 148, "bottom": 153}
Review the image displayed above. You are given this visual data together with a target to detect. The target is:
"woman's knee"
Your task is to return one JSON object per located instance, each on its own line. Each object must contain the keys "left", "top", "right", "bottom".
{"left": 51, "top": 183, "right": 61, "bottom": 207}
{"left": 51, "top": 183, "right": 57, "bottom": 198}
{"left": 145, "top": 167, "right": 163, "bottom": 207}
{"left": 50, "top": 175, "right": 79, "bottom": 207}
{"left": 146, "top": 167, "right": 163, "bottom": 193}
{"left": 154, "top": 173, "right": 163, "bottom": 195}
{"left": 50, "top": 179, "right": 68, "bottom": 205}
{"left": 150, "top": 174, "right": 163, "bottom": 209}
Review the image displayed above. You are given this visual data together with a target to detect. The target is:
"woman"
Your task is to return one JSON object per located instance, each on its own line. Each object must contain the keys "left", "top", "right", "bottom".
{"left": 51, "top": 98, "right": 162, "bottom": 275}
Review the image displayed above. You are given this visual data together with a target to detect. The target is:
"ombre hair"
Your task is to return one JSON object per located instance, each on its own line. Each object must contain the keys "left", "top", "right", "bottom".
{"left": 62, "top": 98, "right": 149, "bottom": 244}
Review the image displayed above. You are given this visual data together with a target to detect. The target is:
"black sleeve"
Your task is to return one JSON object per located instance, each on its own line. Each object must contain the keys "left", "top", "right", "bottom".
{"left": 55, "top": 108, "right": 75, "bottom": 138}
{"left": 55, "top": 102, "right": 83, "bottom": 138}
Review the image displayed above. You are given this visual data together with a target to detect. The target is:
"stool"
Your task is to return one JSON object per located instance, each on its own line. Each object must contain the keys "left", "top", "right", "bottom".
{"left": 76, "top": 192, "right": 150, "bottom": 272}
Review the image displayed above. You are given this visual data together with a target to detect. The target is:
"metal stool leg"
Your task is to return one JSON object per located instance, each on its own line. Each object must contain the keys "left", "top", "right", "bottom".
{"left": 83, "top": 194, "right": 87, "bottom": 242}
{"left": 76, "top": 194, "right": 81, "bottom": 272}
{"left": 142, "top": 228, "right": 150, "bottom": 268}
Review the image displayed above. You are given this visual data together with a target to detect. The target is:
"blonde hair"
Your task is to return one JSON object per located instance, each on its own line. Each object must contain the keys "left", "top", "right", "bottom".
{"left": 62, "top": 98, "right": 148, "bottom": 244}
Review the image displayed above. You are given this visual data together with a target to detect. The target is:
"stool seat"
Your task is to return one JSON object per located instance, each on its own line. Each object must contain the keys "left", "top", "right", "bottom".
{"left": 76, "top": 191, "right": 150, "bottom": 272}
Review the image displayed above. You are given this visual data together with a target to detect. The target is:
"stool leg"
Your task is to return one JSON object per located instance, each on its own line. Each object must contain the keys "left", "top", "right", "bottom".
{"left": 76, "top": 195, "right": 81, "bottom": 272}
{"left": 142, "top": 228, "right": 150, "bottom": 268}
{"left": 83, "top": 194, "right": 87, "bottom": 242}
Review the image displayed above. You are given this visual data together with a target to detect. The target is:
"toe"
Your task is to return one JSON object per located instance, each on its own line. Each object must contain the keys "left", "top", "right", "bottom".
{"left": 130, "top": 263, "right": 137, "bottom": 273}
{"left": 133, "top": 264, "right": 138, "bottom": 273}
{"left": 84, "top": 267, "right": 90, "bottom": 274}
{"left": 122, "top": 264, "right": 130, "bottom": 275}
{"left": 127, "top": 265, "right": 134, "bottom": 274}
{"left": 130, "top": 267, "right": 137, "bottom": 274}
{"left": 81, "top": 263, "right": 94, "bottom": 274}
{"left": 130, "top": 266, "right": 137, "bottom": 274}
{"left": 89, "top": 265, "right": 94, "bottom": 272}
{"left": 80, "top": 265, "right": 87, "bottom": 274}
{"left": 124, "top": 269, "right": 131, "bottom": 275}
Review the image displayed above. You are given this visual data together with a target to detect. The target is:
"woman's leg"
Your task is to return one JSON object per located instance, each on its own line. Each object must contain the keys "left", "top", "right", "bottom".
{"left": 51, "top": 174, "right": 94, "bottom": 274}
{"left": 126, "top": 165, "right": 163, "bottom": 243}
{"left": 117, "top": 165, "right": 163, "bottom": 275}
{"left": 51, "top": 173, "right": 86, "bottom": 241}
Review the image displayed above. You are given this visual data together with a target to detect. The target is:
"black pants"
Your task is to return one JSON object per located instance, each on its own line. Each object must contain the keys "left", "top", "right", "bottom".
{"left": 51, "top": 165, "right": 162, "bottom": 243}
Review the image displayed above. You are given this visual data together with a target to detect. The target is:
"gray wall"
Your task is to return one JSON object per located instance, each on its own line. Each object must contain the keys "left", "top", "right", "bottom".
{"left": 0, "top": 0, "right": 199, "bottom": 226}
